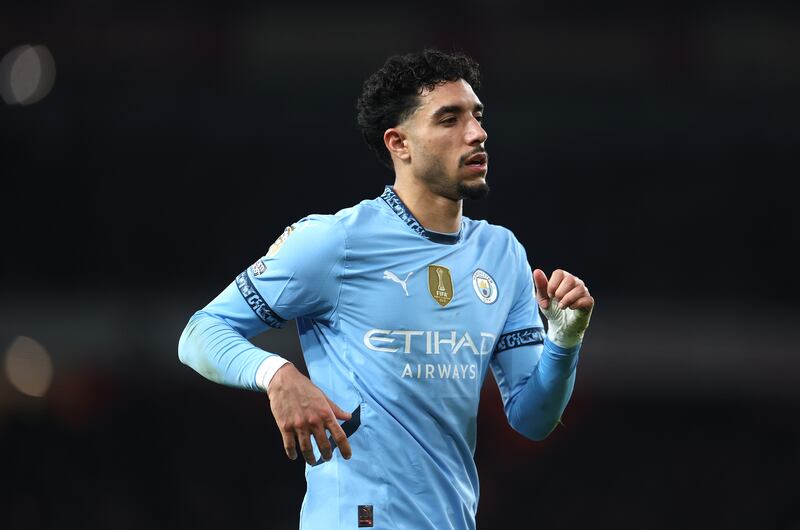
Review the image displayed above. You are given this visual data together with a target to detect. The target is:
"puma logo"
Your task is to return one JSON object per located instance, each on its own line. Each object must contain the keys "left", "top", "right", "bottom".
{"left": 383, "top": 270, "right": 413, "bottom": 297}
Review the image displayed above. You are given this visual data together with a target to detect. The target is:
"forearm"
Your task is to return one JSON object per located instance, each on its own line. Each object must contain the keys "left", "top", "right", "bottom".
{"left": 178, "top": 310, "right": 288, "bottom": 391}
{"left": 506, "top": 338, "right": 580, "bottom": 441}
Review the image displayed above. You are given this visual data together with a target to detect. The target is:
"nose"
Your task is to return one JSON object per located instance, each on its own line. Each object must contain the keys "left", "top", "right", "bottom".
{"left": 466, "top": 116, "right": 487, "bottom": 145}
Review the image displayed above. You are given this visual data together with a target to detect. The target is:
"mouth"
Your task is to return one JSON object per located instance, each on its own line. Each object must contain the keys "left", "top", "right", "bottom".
{"left": 463, "top": 152, "right": 488, "bottom": 172}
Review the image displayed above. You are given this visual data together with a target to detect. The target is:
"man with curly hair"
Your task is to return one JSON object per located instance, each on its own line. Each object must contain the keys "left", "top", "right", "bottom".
{"left": 179, "top": 49, "right": 594, "bottom": 529}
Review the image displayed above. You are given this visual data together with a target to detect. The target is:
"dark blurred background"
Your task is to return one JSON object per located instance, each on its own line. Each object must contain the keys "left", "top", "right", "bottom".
{"left": 1, "top": 1, "right": 799, "bottom": 529}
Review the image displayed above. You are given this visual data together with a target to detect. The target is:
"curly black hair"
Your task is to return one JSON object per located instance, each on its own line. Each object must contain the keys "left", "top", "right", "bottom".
{"left": 356, "top": 49, "right": 481, "bottom": 169}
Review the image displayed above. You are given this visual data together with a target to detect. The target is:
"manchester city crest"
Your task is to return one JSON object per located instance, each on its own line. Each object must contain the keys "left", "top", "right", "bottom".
{"left": 472, "top": 269, "right": 497, "bottom": 304}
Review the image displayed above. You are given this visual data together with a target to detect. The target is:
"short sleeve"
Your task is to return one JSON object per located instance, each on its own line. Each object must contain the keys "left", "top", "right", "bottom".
{"left": 237, "top": 215, "right": 345, "bottom": 324}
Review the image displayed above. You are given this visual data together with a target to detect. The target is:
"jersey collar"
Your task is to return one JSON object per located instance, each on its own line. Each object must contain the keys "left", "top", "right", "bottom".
{"left": 379, "top": 186, "right": 462, "bottom": 245}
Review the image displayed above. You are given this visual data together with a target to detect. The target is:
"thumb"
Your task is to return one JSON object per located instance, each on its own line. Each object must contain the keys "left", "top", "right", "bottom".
{"left": 532, "top": 268, "right": 550, "bottom": 309}
{"left": 327, "top": 398, "right": 352, "bottom": 421}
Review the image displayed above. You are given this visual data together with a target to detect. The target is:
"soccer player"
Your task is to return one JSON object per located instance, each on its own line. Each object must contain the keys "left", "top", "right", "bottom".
{"left": 178, "top": 49, "right": 594, "bottom": 529}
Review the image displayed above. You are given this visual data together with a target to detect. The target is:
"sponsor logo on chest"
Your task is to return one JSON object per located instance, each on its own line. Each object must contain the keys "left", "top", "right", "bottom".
{"left": 363, "top": 329, "right": 496, "bottom": 355}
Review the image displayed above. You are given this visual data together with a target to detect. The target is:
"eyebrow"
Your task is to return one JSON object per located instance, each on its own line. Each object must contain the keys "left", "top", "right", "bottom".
{"left": 431, "top": 103, "right": 484, "bottom": 119}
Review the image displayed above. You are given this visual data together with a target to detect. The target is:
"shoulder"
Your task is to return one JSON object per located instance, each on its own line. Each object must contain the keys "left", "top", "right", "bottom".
{"left": 266, "top": 215, "right": 343, "bottom": 252}
{"left": 300, "top": 195, "right": 388, "bottom": 230}
{"left": 259, "top": 212, "right": 347, "bottom": 267}
{"left": 334, "top": 196, "right": 395, "bottom": 228}
{"left": 280, "top": 196, "right": 376, "bottom": 240}
{"left": 305, "top": 196, "right": 402, "bottom": 247}
{"left": 463, "top": 216, "right": 527, "bottom": 257}
{"left": 265, "top": 195, "right": 387, "bottom": 256}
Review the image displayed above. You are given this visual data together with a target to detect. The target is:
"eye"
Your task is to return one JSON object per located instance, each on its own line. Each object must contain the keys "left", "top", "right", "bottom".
{"left": 474, "top": 114, "right": 484, "bottom": 123}
{"left": 440, "top": 116, "right": 457, "bottom": 125}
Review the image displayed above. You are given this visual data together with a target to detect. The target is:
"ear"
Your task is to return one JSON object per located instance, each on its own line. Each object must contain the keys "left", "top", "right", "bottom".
{"left": 383, "top": 127, "right": 410, "bottom": 164}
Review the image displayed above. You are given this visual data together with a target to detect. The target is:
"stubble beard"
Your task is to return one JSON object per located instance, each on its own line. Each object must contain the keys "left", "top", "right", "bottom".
{"left": 418, "top": 158, "right": 490, "bottom": 202}
{"left": 457, "top": 178, "right": 490, "bottom": 200}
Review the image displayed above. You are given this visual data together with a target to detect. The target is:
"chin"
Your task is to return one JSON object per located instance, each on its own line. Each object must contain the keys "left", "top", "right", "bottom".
{"left": 457, "top": 178, "right": 490, "bottom": 200}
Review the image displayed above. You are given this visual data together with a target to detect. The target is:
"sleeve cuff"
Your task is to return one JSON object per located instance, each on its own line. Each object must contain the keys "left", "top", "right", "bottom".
{"left": 255, "top": 355, "right": 291, "bottom": 392}
{"left": 543, "top": 336, "right": 581, "bottom": 356}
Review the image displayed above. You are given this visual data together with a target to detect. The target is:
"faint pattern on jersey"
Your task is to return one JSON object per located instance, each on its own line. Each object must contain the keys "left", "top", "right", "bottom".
{"left": 383, "top": 270, "right": 414, "bottom": 296}
{"left": 494, "top": 327, "right": 545, "bottom": 353}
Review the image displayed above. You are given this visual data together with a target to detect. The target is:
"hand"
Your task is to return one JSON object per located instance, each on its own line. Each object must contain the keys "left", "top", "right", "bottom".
{"left": 267, "top": 363, "right": 353, "bottom": 464}
{"left": 533, "top": 268, "right": 594, "bottom": 348}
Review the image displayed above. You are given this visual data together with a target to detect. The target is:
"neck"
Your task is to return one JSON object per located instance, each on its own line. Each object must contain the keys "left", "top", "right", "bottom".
{"left": 392, "top": 175, "right": 462, "bottom": 234}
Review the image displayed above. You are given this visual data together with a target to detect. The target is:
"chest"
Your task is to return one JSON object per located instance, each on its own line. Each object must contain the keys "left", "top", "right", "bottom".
{"left": 339, "top": 241, "right": 518, "bottom": 352}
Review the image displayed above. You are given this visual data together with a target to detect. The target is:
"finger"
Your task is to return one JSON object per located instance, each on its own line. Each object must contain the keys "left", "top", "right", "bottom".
{"left": 326, "top": 418, "right": 353, "bottom": 460}
{"left": 297, "top": 429, "right": 316, "bottom": 465}
{"left": 567, "top": 294, "right": 595, "bottom": 311}
{"left": 280, "top": 429, "right": 297, "bottom": 461}
{"left": 532, "top": 269, "right": 550, "bottom": 309}
{"left": 548, "top": 269, "right": 566, "bottom": 299}
{"left": 556, "top": 280, "right": 585, "bottom": 309}
{"left": 311, "top": 423, "right": 333, "bottom": 462}
{"left": 554, "top": 275, "right": 578, "bottom": 302}
{"left": 327, "top": 398, "right": 352, "bottom": 421}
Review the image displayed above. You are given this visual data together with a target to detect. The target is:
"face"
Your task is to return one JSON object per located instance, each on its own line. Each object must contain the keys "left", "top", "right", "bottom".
{"left": 399, "top": 79, "right": 489, "bottom": 201}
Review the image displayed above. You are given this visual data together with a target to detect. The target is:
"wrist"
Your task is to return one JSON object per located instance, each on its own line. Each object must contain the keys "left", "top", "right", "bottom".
{"left": 541, "top": 302, "right": 592, "bottom": 349}
{"left": 546, "top": 326, "right": 584, "bottom": 349}
{"left": 256, "top": 355, "right": 292, "bottom": 393}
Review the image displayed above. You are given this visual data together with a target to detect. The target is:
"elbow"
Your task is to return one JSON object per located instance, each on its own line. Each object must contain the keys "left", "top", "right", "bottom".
{"left": 177, "top": 321, "right": 192, "bottom": 366}
{"left": 177, "top": 311, "right": 225, "bottom": 383}
{"left": 509, "top": 418, "right": 556, "bottom": 442}
{"left": 505, "top": 373, "right": 576, "bottom": 442}
{"left": 506, "top": 401, "right": 559, "bottom": 442}
{"left": 522, "top": 428, "right": 552, "bottom": 442}
{"left": 177, "top": 329, "right": 190, "bottom": 366}
{"left": 177, "top": 311, "right": 204, "bottom": 367}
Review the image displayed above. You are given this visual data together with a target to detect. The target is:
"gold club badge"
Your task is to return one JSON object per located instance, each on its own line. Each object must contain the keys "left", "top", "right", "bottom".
{"left": 427, "top": 264, "right": 454, "bottom": 307}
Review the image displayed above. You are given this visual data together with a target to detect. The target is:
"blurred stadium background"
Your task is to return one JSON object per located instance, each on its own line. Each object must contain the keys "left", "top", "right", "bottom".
{"left": 2, "top": 0, "right": 799, "bottom": 528}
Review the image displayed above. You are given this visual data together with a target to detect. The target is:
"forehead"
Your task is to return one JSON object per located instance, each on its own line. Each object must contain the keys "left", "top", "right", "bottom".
{"left": 415, "top": 79, "right": 482, "bottom": 116}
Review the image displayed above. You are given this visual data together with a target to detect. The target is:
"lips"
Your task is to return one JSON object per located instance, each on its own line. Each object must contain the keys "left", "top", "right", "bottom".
{"left": 464, "top": 152, "right": 488, "bottom": 166}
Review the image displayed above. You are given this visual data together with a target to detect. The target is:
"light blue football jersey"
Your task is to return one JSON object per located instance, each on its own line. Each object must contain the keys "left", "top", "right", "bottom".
{"left": 178, "top": 186, "right": 580, "bottom": 530}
